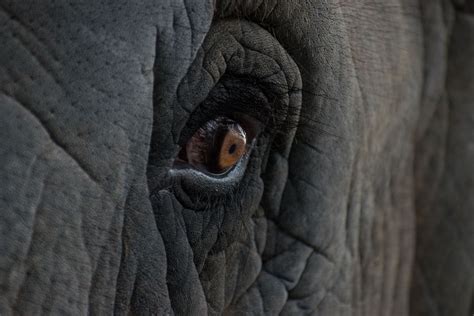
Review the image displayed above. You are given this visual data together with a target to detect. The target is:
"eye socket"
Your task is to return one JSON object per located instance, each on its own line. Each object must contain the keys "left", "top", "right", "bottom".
{"left": 176, "top": 117, "right": 248, "bottom": 175}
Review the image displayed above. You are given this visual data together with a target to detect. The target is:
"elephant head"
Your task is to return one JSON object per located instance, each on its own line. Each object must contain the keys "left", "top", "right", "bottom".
{"left": 1, "top": 0, "right": 473, "bottom": 315}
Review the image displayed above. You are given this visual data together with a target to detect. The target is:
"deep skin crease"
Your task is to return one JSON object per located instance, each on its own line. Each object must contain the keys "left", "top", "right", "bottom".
{"left": 1, "top": 0, "right": 474, "bottom": 315}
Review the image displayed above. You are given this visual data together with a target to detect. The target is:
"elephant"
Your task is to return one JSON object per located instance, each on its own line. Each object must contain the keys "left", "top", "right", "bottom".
{"left": 1, "top": 0, "right": 473, "bottom": 314}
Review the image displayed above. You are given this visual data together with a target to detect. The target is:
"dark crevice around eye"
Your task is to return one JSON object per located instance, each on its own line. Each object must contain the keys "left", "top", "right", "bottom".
{"left": 176, "top": 72, "right": 298, "bottom": 150}
{"left": 176, "top": 75, "right": 270, "bottom": 147}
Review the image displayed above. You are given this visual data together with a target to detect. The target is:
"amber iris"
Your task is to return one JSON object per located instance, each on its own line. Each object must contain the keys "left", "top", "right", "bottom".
{"left": 182, "top": 117, "right": 247, "bottom": 174}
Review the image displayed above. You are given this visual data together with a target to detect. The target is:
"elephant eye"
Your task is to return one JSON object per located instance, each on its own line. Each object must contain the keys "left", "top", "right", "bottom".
{"left": 176, "top": 117, "right": 248, "bottom": 174}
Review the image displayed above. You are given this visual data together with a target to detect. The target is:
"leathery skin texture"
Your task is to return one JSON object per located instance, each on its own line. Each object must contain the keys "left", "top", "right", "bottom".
{"left": 0, "top": 0, "right": 473, "bottom": 315}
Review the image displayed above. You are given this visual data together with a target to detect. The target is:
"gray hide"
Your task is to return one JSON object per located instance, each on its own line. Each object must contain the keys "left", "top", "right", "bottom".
{"left": 0, "top": 0, "right": 473, "bottom": 315}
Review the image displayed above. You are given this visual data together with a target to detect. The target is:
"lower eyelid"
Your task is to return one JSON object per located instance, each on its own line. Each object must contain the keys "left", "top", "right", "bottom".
{"left": 170, "top": 139, "right": 255, "bottom": 180}
{"left": 168, "top": 148, "right": 252, "bottom": 206}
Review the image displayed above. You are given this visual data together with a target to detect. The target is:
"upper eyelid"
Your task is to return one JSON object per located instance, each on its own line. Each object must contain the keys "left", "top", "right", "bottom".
{"left": 178, "top": 86, "right": 261, "bottom": 144}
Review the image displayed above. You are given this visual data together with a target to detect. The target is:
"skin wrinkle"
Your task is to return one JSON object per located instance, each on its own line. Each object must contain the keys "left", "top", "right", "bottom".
{"left": 321, "top": 11, "right": 370, "bottom": 312}
{"left": 411, "top": 2, "right": 474, "bottom": 315}
{"left": 10, "top": 170, "right": 44, "bottom": 310}
{"left": 1, "top": 95, "right": 104, "bottom": 312}
{"left": 414, "top": 31, "right": 474, "bottom": 308}
{"left": 0, "top": 3, "right": 61, "bottom": 71}
{"left": 0, "top": 18, "right": 101, "bottom": 187}
{"left": 263, "top": 247, "right": 313, "bottom": 289}
{"left": 4, "top": 93, "right": 101, "bottom": 186}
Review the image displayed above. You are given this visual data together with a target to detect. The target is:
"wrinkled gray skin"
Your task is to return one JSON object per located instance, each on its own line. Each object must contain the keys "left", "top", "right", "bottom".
{"left": 1, "top": 0, "right": 473, "bottom": 315}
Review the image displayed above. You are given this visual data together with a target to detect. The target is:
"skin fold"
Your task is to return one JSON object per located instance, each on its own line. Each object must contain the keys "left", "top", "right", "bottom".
{"left": 0, "top": 0, "right": 473, "bottom": 315}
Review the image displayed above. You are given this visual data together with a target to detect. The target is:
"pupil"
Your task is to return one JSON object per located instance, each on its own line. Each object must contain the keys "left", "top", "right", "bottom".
{"left": 228, "top": 144, "right": 237, "bottom": 155}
